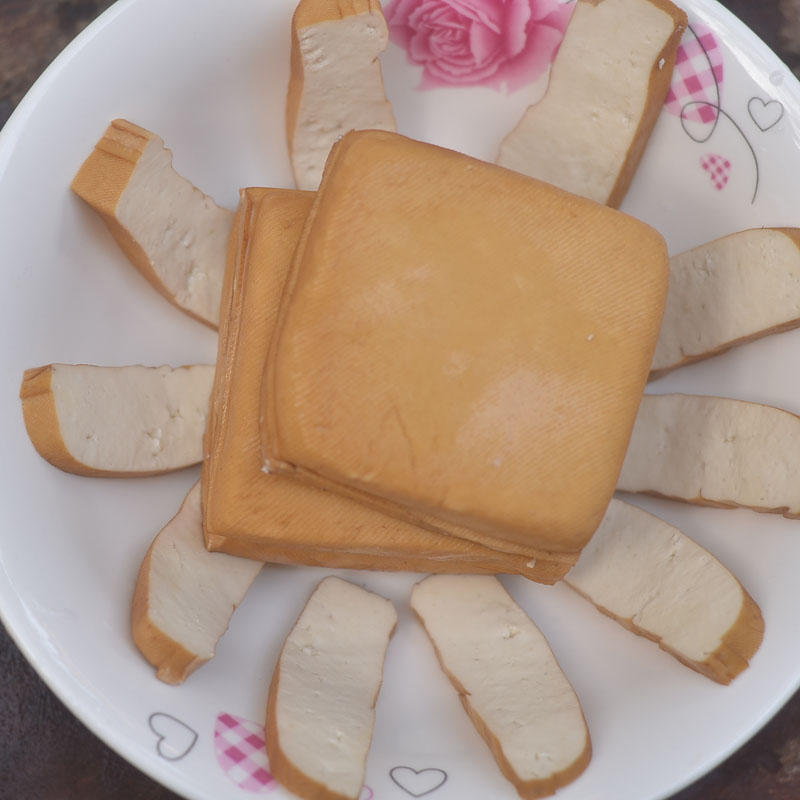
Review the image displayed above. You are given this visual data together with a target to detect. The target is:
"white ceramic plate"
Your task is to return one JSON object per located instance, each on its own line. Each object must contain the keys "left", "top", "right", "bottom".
{"left": 1, "top": 1, "right": 799, "bottom": 798}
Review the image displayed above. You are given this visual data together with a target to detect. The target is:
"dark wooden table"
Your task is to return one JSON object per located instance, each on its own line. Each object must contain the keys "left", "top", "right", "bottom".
{"left": 2, "top": 1, "right": 800, "bottom": 798}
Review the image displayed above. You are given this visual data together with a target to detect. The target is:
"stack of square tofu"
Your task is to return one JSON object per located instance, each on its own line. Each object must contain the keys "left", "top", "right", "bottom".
{"left": 203, "top": 129, "right": 670, "bottom": 584}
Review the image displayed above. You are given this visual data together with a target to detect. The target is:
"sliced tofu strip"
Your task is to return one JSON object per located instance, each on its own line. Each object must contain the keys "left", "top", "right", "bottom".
{"left": 618, "top": 393, "right": 800, "bottom": 516}
{"left": 565, "top": 499, "right": 763, "bottom": 684}
{"left": 72, "top": 119, "right": 234, "bottom": 327}
{"left": 287, "top": 0, "right": 397, "bottom": 190}
{"left": 411, "top": 575, "right": 591, "bottom": 800}
{"left": 20, "top": 363, "right": 214, "bottom": 476}
{"left": 132, "top": 482, "right": 262, "bottom": 684}
{"left": 652, "top": 228, "right": 800, "bottom": 377}
{"left": 497, "top": 0, "right": 686, "bottom": 207}
{"left": 266, "top": 576, "right": 397, "bottom": 800}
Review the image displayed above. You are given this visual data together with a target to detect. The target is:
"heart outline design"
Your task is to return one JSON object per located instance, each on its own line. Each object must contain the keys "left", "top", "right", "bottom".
{"left": 748, "top": 96, "right": 784, "bottom": 131}
{"left": 149, "top": 712, "right": 198, "bottom": 762}
{"left": 390, "top": 766, "right": 448, "bottom": 797}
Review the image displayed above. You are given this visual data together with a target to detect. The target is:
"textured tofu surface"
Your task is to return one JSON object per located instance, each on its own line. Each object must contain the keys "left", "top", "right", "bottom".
{"left": 264, "top": 130, "right": 669, "bottom": 554}
{"left": 131, "top": 482, "right": 262, "bottom": 684}
{"left": 566, "top": 498, "right": 764, "bottom": 683}
{"left": 411, "top": 575, "right": 591, "bottom": 797}
{"left": 652, "top": 228, "right": 800, "bottom": 375}
{"left": 21, "top": 363, "right": 213, "bottom": 475}
{"left": 266, "top": 576, "right": 397, "bottom": 800}
{"left": 71, "top": 119, "right": 234, "bottom": 327}
{"left": 619, "top": 393, "right": 800, "bottom": 516}
{"left": 202, "top": 188, "right": 565, "bottom": 581}
{"left": 497, "top": 0, "right": 686, "bottom": 207}
{"left": 287, "top": 0, "right": 396, "bottom": 190}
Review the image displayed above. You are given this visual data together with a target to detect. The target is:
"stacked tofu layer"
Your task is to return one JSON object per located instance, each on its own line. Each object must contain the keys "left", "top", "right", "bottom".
{"left": 205, "top": 130, "right": 670, "bottom": 582}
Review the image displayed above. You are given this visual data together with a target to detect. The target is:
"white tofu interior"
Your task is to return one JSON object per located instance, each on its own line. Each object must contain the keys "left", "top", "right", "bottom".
{"left": 292, "top": 11, "right": 396, "bottom": 190}
{"left": 497, "top": 0, "right": 676, "bottom": 203}
{"left": 146, "top": 482, "right": 262, "bottom": 659}
{"left": 411, "top": 575, "right": 588, "bottom": 783}
{"left": 51, "top": 364, "right": 213, "bottom": 472}
{"left": 116, "top": 136, "right": 234, "bottom": 325}
{"left": 653, "top": 229, "right": 800, "bottom": 372}
{"left": 274, "top": 576, "right": 396, "bottom": 798}
{"left": 619, "top": 393, "right": 800, "bottom": 514}
{"left": 566, "top": 499, "right": 744, "bottom": 661}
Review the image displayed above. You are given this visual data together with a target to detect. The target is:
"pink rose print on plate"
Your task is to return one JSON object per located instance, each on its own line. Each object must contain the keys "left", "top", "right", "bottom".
{"left": 665, "top": 22, "right": 724, "bottom": 124}
{"left": 385, "top": 0, "right": 574, "bottom": 93}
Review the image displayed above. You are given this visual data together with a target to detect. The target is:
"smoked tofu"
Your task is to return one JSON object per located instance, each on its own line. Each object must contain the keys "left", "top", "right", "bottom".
{"left": 132, "top": 482, "right": 262, "bottom": 684}
{"left": 72, "top": 119, "right": 234, "bottom": 327}
{"left": 262, "top": 130, "right": 669, "bottom": 560}
{"left": 203, "top": 187, "right": 568, "bottom": 583}
{"left": 497, "top": 0, "right": 687, "bottom": 208}
{"left": 652, "top": 228, "right": 800, "bottom": 376}
{"left": 565, "top": 499, "right": 764, "bottom": 684}
{"left": 21, "top": 363, "right": 213, "bottom": 476}
{"left": 411, "top": 575, "right": 591, "bottom": 798}
{"left": 287, "top": 0, "right": 397, "bottom": 190}
{"left": 266, "top": 576, "right": 397, "bottom": 800}
{"left": 619, "top": 393, "right": 800, "bottom": 516}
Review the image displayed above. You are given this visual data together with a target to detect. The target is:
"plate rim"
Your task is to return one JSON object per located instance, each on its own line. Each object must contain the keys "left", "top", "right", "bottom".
{"left": 1, "top": 1, "right": 799, "bottom": 799}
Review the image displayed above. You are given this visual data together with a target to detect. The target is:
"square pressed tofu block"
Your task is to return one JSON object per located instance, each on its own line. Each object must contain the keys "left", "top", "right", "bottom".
{"left": 202, "top": 187, "right": 566, "bottom": 583}
{"left": 263, "top": 131, "right": 669, "bottom": 556}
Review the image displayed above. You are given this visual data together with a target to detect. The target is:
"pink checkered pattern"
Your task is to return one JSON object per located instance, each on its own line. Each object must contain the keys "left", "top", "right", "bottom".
{"left": 700, "top": 154, "right": 731, "bottom": 190}
{"left": 664, "top": 23, "right": 724, "bottom": 124}
{"left": 214, "top": 713, "right": 278, "bottom": 793}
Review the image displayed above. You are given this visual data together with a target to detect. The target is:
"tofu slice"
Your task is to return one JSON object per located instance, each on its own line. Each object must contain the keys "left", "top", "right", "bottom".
{"left": 287, "top": 0, "right": 397, "bottom": 190}
{"left": 204, "top": 187, "right": 567, "bottom": 583}
{"left": 266, "top": 576, "right": 397, "bottom": 800}
{"left": 565, "top": 499, "right": 764, "bottom": 683}
{"left": 263, "top": 130, "right": 668, "bottom": 561}
{"left": 72, "top": 119, "right": 234, "bottom": 327}
{"left": 411, "top": 575, "right": 591, "bottom": 799}
{"left": 619, "top": 393, "right": 800, "bottom": 516}
{"left": 497, "top": 0, "right": 687, "bottom": 207}
{"left": 652, "top": 228, "right": 800, "bottom": 377}
{"left": 131, "top": 481, "right": 262, "bottom": 684}
{"left": 21, "top": 363, "right": 213, "bottom": 476}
